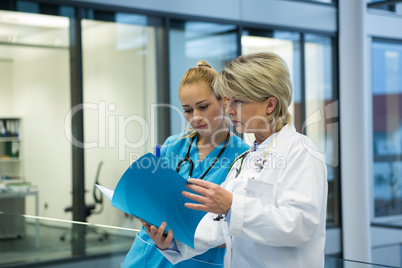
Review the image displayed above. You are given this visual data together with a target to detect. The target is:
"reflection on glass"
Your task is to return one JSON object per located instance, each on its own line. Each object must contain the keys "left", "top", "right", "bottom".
{"left": 304, "top": 34, "right": 334, "bottom": 153}
{"left": 304, "top": 34, "right": 337, "bottom": 223}
{"left": 0, "top": 212, "right": 136, "bottom": 267}
{"left": 0, "top": 10, "right": 69, "bottom": 47}
{"left": 0, "top": 10, "right": 72, "bottom": 223}
{"left": 82, "top": 13, "right": 161, "bottom": 229}
{"left": 169, "top": 20, "right": 238, "bottom": 135}
{"left": 372, "top": 41, "right": 402, "bottom": 218}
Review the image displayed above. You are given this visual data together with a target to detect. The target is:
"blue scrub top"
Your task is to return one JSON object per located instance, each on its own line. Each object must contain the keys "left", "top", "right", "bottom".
{"left": 122, "top": 133, "right": 249, "bottom": 268}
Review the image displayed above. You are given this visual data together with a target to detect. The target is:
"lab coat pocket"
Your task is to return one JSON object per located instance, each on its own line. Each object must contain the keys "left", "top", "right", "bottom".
{"left": 246, "top": 178, "right": 274, "bottom": 204}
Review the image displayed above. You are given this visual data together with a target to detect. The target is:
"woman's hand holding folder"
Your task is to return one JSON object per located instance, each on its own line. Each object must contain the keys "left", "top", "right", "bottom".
{"left": 142, "top": 221, "right": 173, "bottom": 250}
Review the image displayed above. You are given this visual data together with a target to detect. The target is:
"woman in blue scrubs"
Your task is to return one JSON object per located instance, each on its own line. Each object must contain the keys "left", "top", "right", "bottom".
{"left": 122, "top": 61, "right": 249, "bottom": 268}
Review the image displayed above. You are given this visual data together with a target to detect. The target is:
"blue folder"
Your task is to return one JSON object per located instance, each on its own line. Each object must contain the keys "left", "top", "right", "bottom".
{"left": 111, "top": 153, "right": 207, "bottom": 248}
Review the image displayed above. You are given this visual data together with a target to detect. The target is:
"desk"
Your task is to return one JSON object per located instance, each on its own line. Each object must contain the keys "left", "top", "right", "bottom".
{"left": 0, "top": 189, "right": 40, "bottom": 247}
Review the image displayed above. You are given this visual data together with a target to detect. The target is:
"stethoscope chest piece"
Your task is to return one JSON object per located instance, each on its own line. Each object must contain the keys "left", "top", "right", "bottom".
{"left": 254, "top": 158, "right": 267, "bottom": 173}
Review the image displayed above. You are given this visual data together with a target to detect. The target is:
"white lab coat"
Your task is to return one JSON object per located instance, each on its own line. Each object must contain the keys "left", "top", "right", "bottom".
{"left": 160, "top": 124, "right": 328, "bottom": 268}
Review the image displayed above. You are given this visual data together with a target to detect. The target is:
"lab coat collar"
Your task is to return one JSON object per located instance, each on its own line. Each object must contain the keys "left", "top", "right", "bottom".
{"left": 253, "top": 123, "right": 295, "bottom": 152}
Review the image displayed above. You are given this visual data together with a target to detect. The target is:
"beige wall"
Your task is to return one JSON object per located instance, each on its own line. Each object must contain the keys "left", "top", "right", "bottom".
{"left": 0, "top": 59, "right": 13, "bottom": 114}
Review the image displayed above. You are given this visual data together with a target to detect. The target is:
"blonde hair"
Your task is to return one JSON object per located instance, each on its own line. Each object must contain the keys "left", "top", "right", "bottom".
{"left": 179, "top": 60, "right": 221, "bottom": 138}
{"left": 214, "top": 52, "right": 293, "bottom": 132}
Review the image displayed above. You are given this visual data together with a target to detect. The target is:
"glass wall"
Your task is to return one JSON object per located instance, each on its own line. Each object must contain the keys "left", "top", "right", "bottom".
{"left": 0, "top": 8, "right": 73, "bottom": 220}
{"left": 372, "top": 40, "right": 402, "bottom": 218}
{"left": 304, "top": 34, "right": 338, "bottom": 224}
{"left": 0, "top": 1, "right": 339, "bottom": 265}
{"left": 168, "top": 20, "right": 238, "bottom": 135}
{"left": 241, "top": 30, "right": 339, "bottom": 225}
{"left": 81, "top": 11, "right": 163, "bottom": 228}
{"left": 241, "top": 29, "right": 301, "bottom": 135}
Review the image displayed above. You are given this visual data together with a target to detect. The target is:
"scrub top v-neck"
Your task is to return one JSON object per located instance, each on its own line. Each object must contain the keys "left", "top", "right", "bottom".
{"left": 121, "top": 133, "right": 250, "bottom": 268}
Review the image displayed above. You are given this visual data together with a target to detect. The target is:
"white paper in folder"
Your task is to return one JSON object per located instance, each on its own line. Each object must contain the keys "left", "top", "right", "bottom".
{"left": 95, "top": 184, "right": 114, "bottom": 201}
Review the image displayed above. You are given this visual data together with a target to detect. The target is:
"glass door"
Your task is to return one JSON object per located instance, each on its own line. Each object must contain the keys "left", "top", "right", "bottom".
{"left": 81, "top": 11, "right": 163, "bottom": 228}
{"left": 372, "top": 40, "right": 402, "bottom": 219}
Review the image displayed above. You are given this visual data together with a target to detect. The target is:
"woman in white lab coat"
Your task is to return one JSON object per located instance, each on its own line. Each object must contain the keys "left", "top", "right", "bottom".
{"left": 143, "top": 52, "right": 328, "bottom": 268}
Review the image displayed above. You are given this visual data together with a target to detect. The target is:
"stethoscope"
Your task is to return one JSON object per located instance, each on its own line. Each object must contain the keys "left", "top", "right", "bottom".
{"left": 175, "top": 132, "right": 231, "bottom": 180}
{"left": 229, "top": 132, "right": 279, "bottom": 178}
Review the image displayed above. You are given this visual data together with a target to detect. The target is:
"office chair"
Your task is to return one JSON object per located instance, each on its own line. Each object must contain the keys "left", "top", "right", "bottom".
{"left": 60, "top": 161, "right": 109, "bottom": 242}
